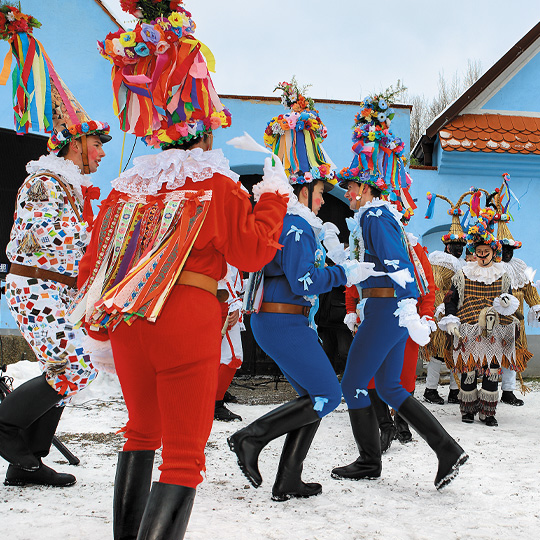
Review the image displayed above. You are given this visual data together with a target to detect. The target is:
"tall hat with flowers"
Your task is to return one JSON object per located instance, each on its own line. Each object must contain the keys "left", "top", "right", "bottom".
{"left": 99, "top": 0, "right": 231, "bottom": 149}
{"left": 424, "top": 188, "right": 488, "bottom": 245}
{"left": 337, "top": 93, "right": 416, "bottom": 220}
{"left": 263, "top": 78, "right": 336, "bottom": 192}
{"left": 465, "top": 207, "right": 502, "bottom": 261}
{"left": 0, "top": 3, "right": 110, "bottom": 172}
{"left": 486, "top": 173, "right": 522, "bottom": 249}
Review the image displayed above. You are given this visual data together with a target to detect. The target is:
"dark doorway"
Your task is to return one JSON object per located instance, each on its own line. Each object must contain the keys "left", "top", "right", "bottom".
{"left": 0, "top": 128, "right": 48, "bottom": 271}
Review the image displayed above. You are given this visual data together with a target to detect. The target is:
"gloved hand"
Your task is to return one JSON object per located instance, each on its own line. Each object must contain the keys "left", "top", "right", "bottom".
{"left": 406, "top": 318, "right": 431, "bottom": 346}
{"left": 493, "top": 293, "right": 519, "bottom": 315}
{"left": 253, "top": 157, "right": 292, "bottom": 201}
{"left": 344, "top": 312, "right": 358, "bottom": 334}
{"left": 446, "top": 322, "right": 462, "bottom": 339}
{"left": 421, "top": 315, "right": 437, "bottom": 333}
{"left": 340, "top": 259, "right": 376, "bottom": 287}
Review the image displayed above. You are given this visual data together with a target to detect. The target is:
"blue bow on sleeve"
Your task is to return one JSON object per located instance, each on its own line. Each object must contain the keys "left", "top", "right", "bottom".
{"left": 298, "top": 272, "right": 313, "bottom": 291}
{"left": 287, "top": 225, "right": 303, "bottom": 242}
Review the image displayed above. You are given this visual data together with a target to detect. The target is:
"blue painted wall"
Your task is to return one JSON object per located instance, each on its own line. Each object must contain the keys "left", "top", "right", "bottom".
{"left": 483, "top": 51, "right": 540, "bottom": 112}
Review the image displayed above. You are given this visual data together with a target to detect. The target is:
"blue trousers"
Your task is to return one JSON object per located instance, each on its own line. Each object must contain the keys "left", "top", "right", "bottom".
{"left": 251, "top": 312, "right": 342, "bottom": 418}
{"left": 341, "top": 298, "right": 410, "bottom": 410}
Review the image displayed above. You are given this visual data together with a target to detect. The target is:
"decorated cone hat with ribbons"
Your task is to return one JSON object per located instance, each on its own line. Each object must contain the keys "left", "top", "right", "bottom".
{"left": 424, "top": 188, "right": 489, "bottom": 245}
{"left": 337, "top": 92, "right": 416, "bottom": 220}
{"left": 0, "top": 3, "right": 110, "bottom": 172}
{"left": 487, "top": 173, "right": 522, "bottom": 249}
{"left": 465, "top": 207, "right": 502, "bottom": 261}
{"left": 263, "top": 77, "right": 336, "bottom": 192}
{"left": 99, "top": 0, "right": 231, "bottom": 149}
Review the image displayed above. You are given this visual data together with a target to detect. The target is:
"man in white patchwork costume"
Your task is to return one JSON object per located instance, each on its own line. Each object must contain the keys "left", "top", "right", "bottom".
{"left": 0, "top": 72, "right": 110, "bottom": 487}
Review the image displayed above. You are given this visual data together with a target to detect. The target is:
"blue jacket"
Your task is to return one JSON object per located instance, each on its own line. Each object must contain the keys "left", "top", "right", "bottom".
{"left": 262, "top": 214, "right": 347, "bottom": 307}
{"left": 353, "top": 204, "right": 419, "bottom": 302}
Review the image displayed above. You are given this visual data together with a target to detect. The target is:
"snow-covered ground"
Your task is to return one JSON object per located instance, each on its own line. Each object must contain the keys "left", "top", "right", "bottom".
{"left": 2, "top": 361, "right": 539, "bottom": 540}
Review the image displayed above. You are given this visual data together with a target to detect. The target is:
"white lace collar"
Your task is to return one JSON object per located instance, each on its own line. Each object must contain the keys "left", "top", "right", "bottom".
{"left": 354, "top": 198, "right": 403, "bottom": 226}
{"left": 428, "top": 250, "right": 465, "bottom": 272}
{"left": 286, "top": 194, "right": 324, "bottom": 234}
{"left": 26, "top": 153, "right": 92, "bottom": 202}
{"left": 502, "top": 257, "right": 535, "bottom": 289}
{"left": 111, "top": 148, "right": 239, "bottom": 196}
{"left": 462, "top": 261, "right": 505, "bottom": 284}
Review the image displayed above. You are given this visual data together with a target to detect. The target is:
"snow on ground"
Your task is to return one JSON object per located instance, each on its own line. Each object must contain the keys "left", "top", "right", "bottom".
{"left": 2, "top": 361, "right": 540, "bottom": 540}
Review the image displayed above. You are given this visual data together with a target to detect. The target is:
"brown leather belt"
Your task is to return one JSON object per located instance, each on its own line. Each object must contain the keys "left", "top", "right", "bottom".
{"left": 9, "top": 263, "right": 78, "bottom": 289}
{"left": 176, "top": 270, "right": 218, "bottom": 297}
{"left": 260, "top": 302, "right": 310, "bottom": 317}
{"left": 362, "top": 287, "right": 396, "bottom": 298}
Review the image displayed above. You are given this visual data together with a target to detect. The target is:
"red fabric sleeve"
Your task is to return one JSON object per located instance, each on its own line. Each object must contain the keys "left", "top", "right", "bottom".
{"left": 345, "top": 285, "right": 360, "bottom": 314}
{"left": 416, "top": 244, "right": 436, "bottom": 318}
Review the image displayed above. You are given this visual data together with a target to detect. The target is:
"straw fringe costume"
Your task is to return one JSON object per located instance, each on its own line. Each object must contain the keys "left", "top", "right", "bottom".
{"left": 5, "top": 155, "right": 98, "bottom": 401}
{"left": 441, "top": 262, "right": 519, "bottom": 417}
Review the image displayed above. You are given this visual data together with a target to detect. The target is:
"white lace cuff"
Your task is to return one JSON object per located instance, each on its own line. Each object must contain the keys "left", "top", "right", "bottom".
{"left": 437, "top": 314, "right": 460, "bottom": 332}
{"left": 393, "top": 298, "right": 418, "bottom": 324}
{"left": 493, "top": 293, "right": 519, "bottom": 315}
{"left": 421, "top": 315, "right": 437, "bottom": 333}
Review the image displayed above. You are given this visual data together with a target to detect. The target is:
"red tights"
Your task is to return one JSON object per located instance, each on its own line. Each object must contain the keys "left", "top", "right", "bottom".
{"left": 368, "top": 338, "right": 419, "bottom": 394}
{"left": 109, "top": 285, "right": 221, "bottom": 488}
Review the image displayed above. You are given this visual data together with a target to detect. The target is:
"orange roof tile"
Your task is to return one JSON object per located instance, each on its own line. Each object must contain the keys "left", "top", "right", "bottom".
{"left": 440, "top": 114, "right": 540, "bottom": 154}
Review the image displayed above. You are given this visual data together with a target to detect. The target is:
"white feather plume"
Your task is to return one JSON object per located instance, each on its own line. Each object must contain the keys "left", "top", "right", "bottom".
{"left": 226, "top": 132, "right": 272, "bottom": 155}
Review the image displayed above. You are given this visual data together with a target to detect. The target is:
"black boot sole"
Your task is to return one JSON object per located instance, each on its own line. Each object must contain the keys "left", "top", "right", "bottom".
{"left": 227, "top": 436, "right": 261, "bottom": 488}
{"left": 330, "top": 472, "right": 381, "bottom": 481}
{"left": 271, "top": 488, "right": 322, "bottom": 502}
{"left": 4, "top": 477, "right": 76, "bottom": 487}
{"left": 435, "top": 452, "right": 469, "bottom": 490}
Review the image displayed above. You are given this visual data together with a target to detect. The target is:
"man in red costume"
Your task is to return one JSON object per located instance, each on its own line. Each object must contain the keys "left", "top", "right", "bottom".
{"left": 74, "top": 3, "right": 290, "bottom": 539}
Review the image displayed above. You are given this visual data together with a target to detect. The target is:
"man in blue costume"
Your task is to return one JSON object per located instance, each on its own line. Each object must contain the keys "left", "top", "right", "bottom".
{"left": 331, "top": 97, "right": 468, "bottom": 490}
{"left": 228, "top": 82, "right": 374, "bottom": 501}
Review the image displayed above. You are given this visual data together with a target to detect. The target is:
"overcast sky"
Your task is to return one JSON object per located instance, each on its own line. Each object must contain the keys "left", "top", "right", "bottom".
{"left": 102, "top": 1, "right": 540, "bottom": 103}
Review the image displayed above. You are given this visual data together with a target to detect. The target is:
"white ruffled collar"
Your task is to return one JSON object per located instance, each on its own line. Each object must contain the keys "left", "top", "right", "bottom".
{"left": 462, "top": 261, "right": 505, "bottom": 284}
{"left": 286, "top": 194, "right": 324, "bottom": 234}
{"left": 111, "top": 148, "right": 239, "bottom": 196}
{"left": 26, "top": 153, "right": 92, "bottom": 202}
{"left": 502, "top": 257, "right": 535, "bottom": 289}
{"left": 428, "top": 250, "right": 465, "bottom": 272}
{"left": 355, "top": 198, "right": 403, "bottom": 226}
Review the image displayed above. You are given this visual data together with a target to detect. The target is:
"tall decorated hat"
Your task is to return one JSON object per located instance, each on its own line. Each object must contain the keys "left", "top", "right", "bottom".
{"left": 0, "top": 3, "right": 110, "bottom": 161}
{"left": 263, "top": 78, "right": 336, "bottom": 191}
{"left": 424, "top": 189, "right": 487, "bottom": 245}
{"left": 488, "top": 173, "right": 522, "bottom": 249}
{"left": 465, "top": 208, "right": 502, "bottom": 261}
{"left": 99, "top": 0, "right": 231, "bottom": 149}
{"left": 336, "top": 93, "right": 416, "bottom": 219}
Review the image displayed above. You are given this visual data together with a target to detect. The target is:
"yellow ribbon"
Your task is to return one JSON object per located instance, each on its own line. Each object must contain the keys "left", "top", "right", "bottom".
{"left": 182, "top": 38, "right": 216, "bottom": 72}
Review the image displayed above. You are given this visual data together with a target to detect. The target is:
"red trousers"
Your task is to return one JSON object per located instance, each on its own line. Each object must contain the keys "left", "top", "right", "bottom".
{"left": 367, "top": 337, "right": 419, "bottom": 394}
{"left": 109, "top": 285, "right": 221, "bottom": 488}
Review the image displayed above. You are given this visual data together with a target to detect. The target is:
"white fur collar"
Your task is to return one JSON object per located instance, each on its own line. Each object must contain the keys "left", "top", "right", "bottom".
{"left": 26, "top": 153, "right": 92, "bottom": 202}
{"left": 286, "top": 194, "right": 323, "bottom": 234}
{"left": 111, "top": 148, "right": 238, "bottom": 196}
{"left": 502, "top": 257, "right": 535, "bottom": 289}
{"left": 462, "top": 261, "right": 505, "bottom": 284}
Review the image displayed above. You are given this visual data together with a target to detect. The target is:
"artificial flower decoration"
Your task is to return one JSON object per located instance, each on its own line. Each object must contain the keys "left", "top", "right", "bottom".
{"left": 263, "top": 77, "right": 335, "bottom": 189}
{"left": 100, "top": 0, "right": 231, "bottom": 149}
{"left": 465, "top": 209, "right": 502, "bottom": 261}
{"left": 0, "top": 4, "right": 41, "bottom": 41}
